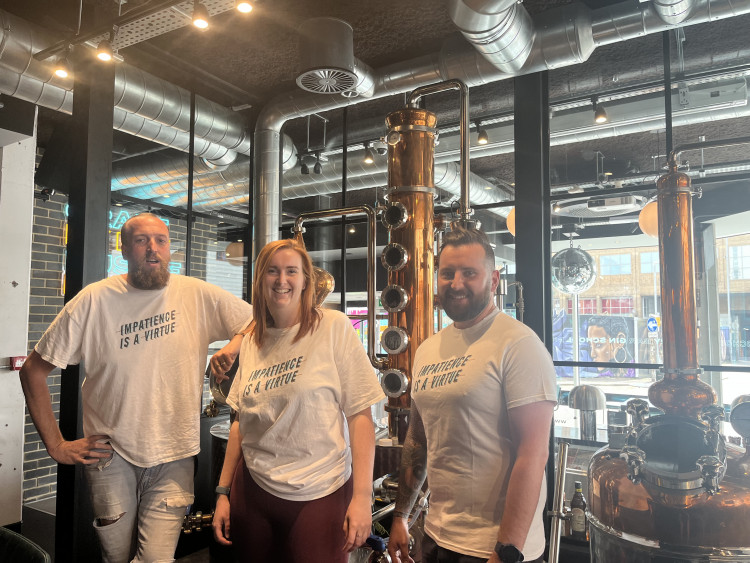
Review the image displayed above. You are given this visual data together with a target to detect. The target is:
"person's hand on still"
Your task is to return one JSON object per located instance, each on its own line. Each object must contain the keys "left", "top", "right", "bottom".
{"left": 487, "top": 552, "right": 502, "bottom": 563}
{"left": 48, "top": 434, "right": 113, "bottom": 465}
{"left": 387, "top": 516, "right": 414, "bottom": 563}
{"left": 342, "top": 493, "right": 372, "bottom": 552}
{"left": 212, "top": 494, "right": 232, "bottom": 546}
{"left": 209, "top": 335, "right": 242, "bottom": 383}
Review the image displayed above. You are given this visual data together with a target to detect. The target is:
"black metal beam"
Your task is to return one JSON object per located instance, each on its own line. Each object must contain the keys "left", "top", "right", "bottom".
{"left": 513, "top": 72, "right": 551, "bottom": 346}
{"left": 58, "top": 54, "right": 115, "bottom": 563}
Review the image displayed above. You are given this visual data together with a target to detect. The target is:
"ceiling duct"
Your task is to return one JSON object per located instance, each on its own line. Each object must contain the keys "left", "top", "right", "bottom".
{"left": 296, "top": 18, "right": 359, "bottom": 95}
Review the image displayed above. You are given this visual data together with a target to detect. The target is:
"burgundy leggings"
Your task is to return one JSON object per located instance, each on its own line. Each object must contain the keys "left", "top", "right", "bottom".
{"left": 229, "top": 458, "right": 353, "bottom": 563}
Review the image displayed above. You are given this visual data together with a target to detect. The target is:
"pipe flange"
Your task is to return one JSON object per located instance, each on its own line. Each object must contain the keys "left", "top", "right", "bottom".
{"left": 381, "top": 369, "right": 409, "bottom": 398}
{"left": 381, "top": 326, "right": 409, "bottom": 355}
{"left": 381, "top": 202, "right": 409, "bottom": 230}
{"left": 381, "top": 285, "right": 409, "bottom": 312}
{"left": 381, "top": 243, "right": 409, "bottom": 271}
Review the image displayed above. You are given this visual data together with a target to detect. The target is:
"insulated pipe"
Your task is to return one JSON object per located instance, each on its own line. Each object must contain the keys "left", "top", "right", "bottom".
{"left": 447, "top": 0, "right": 535, "bottom": 74}
{"left": 0, "top": 9, "right": 251, "bottom": 157}
{"left": 252, "top": 0, "right": 750, "bottom": 254}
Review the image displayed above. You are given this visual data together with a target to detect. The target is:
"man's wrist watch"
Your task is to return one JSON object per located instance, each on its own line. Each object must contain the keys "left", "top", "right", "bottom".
{"left": 215, "top": 485, "right": 231, "bottom": 498}
{"left": 494, "top": 542, "right": 524, "bottom": 563}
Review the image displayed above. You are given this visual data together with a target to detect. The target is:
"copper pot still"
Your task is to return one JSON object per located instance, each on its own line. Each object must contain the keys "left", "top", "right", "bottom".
{"left": 588, "top": 140, "right": 750, "bottom": 561}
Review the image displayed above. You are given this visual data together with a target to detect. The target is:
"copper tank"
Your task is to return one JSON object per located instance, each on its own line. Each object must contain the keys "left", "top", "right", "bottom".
{"left": 588, "top": 146, "right": 750, "bottom": 561}
{"left": 379, "top": 107, "right": 438, "bottom": 435}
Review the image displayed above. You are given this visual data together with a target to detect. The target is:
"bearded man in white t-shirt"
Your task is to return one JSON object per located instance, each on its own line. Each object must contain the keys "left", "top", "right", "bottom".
{"left": 20, "top": 213, "right": 252, "bottom": 563}
{"left": 388, "top": 226, "right": 557, "bottom": 563}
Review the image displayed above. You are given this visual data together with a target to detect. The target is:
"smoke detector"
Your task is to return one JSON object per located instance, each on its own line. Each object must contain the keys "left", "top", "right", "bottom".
{"left": 296, "top": 18, "right": 358, "bottom": 95}
{"left": 556, "top": 195, "right": 647, "bottom": 218}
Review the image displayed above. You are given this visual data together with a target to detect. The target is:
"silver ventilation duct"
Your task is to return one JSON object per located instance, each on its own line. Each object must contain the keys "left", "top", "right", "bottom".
{"left": 252, "top": 0, "right": 750, "bottom": 255}
{"left": 0, "top": 10, "right": 250, "bottom": 162}
{"left": 111, "top": 73, "right": 749, "bottom": 205}
{"left": 168, "top": 160, "right": 510, "bottom": 214}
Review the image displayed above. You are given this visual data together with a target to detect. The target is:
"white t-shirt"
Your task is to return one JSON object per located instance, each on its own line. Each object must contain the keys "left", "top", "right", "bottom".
{"left": 411, "top": 308, "right": 557, "bottom": 560}
{"left": 35, "top": 274, "right": 252, "bottom": 467}
{"left": 227, "top": 308, "right": 384, "bottom": 501}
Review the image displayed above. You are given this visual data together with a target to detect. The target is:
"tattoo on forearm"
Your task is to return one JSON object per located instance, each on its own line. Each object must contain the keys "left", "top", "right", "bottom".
{"left": 394, "top": 409, "right": 428, "bottom": 516}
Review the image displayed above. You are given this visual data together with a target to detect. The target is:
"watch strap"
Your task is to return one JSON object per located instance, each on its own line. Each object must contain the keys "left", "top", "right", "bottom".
{"left": 215, "top": 485, "right": 231, "bottom": 496}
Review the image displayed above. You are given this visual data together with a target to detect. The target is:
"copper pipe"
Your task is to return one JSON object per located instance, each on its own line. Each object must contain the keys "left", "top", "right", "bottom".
{"left": 293, "top": 205, "right": 385, "bottom": 370}
{"left": 408, "top": 79, "right": 473, "bottom": 224}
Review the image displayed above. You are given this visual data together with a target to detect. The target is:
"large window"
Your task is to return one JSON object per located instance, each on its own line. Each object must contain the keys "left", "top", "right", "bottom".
{"left": 601, "top": 297, "right": 634, "bottom": 315}
{"left": 729, "top": 245, "right": 750, "bottom": 279}
{"left": 600, "top": 253, "right": 632, "bottom": 275}
{"left": 640, "top": 251, "right": 659, "bottom": 274}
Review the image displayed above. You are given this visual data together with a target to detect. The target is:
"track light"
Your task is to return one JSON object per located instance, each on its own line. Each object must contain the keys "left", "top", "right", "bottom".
{"left": 54, "top": 56, "right": 71, "bottom": 78}
{"left": 235, "top": 0, "right": 253, "bottom": 12}
{"left": 301, "top": 161, "right": 309, "bottom": 175}
{"left": 592, "top": 95, "right": 608, "bottom": 124}
{"left": 476, "top": 121, "right": 489, "bottom": 145}
{"left": 192, "top": 1, "right": 210, "bottom": 29}
{"left": 313, "top": 151, "right": 322, "bottom": 174}
{"left": 96, "top": 39, "right": 113, "bottom": 62}
{"left": 363, "top": 142, "right": 375, "bottom": 164}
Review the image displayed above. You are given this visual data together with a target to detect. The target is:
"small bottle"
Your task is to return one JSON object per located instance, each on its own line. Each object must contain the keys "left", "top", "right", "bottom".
{"left": 570, "top": 481, "right": 587, "bottom": 541}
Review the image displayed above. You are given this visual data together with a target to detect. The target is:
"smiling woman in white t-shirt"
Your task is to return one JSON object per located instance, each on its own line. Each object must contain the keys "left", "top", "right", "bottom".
{"left": 211, "top": 238, "right": 384, "bottom": 563}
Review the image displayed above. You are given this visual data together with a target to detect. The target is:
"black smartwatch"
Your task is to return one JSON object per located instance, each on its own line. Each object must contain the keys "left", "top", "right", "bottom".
{"left": 494, "top": 542, "right": 524, "bottom": 563}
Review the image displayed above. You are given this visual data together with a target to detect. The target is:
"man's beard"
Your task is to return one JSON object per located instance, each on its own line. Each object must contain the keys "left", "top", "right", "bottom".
{"left": 439, "top": 285, "right": 492, "bottom": 323}
{"left": 129, "top": 254, "right": 170, "bottom": 290}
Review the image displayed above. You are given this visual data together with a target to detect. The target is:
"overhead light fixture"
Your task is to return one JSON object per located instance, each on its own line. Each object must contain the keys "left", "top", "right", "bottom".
{"left": 638, "top": 199, "right": 659, "bottom": 238}
{"left": 301, "top": 160, "right": 309, "bottom": 175}
{"left": 348, "top": 226, "right": 356, "bottom": 234}
{"left": 313, "top": 151, "right": 322, "bottom": 174}
{"left": 476, "top": 121, "right": 489, "bottom": 145}
{"left": 235, "top": 0, "right": 253, "bottom": 13}
{"left": 96, "top": 39, "right": 113, "bottom": 62}
{"left": 592, "top": 95, "right": 608, "bottom": 124}
{"left": 54, "top": 56, "right": 71, "bottom": 78}
{"left": 192, "top": 1, "right": 210, "bottom": 29}
{"left": 363, "top": 142, "right": 375, "bottom": 164}
{"left": 506, "top": 207, "right": 516, "bottom": 237}
{"left": 553, "top": 202, "right": 562, "bottom": 213}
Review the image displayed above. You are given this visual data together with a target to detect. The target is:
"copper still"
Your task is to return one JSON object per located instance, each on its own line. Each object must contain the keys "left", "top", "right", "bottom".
{"left": 587, "top": 140, "right": 750, "bottom": 561}
{"left": 379, "top": 79, "right": 473, "bottom": 440}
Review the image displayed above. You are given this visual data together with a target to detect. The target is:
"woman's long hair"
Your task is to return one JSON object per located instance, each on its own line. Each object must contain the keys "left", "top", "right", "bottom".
{"left": 248, "top": 238, "right": 321, "bottom": 347}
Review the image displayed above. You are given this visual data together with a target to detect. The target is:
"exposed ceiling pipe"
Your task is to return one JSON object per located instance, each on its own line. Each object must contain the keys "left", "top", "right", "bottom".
{"left": 0, "top": 9, "right": 250, "bottom": 162}
{"left": 446, "top": 0, "right": 535, "bottom": 74}
{"left": 113, "top": 134, "right": 297, "bottom": 195}
{"left": 174, "top": 161, "right": 510, "bottom": 215}
{"left": 112, "top": 73, "right": 748, "bottom": 205}
{"left": 251, "top": 0, "right": 750, "bottom": 256}
{"left": 651, "top": 0, "right": 699, "bottom": 25}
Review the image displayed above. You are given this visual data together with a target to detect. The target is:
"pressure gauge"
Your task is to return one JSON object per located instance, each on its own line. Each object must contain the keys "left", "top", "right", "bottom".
{"left": 386, "top": 131, "right": 401, "bottom": 146}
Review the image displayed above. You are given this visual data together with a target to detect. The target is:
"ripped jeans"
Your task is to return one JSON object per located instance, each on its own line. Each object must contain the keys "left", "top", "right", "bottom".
{"left": 85, "top": 452, "right": 195, "bottom": 563}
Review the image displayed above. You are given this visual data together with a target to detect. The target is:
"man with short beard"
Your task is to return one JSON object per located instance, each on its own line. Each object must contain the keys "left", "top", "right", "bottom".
{"left": 388, "top": 226, "right": 557, "bottom": 563}
{"left": 20, "top": 213, "right": 252, "bottom": 563}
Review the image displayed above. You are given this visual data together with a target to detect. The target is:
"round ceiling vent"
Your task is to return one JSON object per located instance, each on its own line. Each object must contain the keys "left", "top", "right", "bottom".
{"left": 296, "top": 68, "right": 358, "bottom": 94}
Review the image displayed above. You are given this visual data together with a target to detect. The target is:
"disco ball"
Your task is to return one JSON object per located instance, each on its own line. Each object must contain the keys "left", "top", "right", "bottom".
{"left": 551, "top": 247, "right": 596, "bottom": 294}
